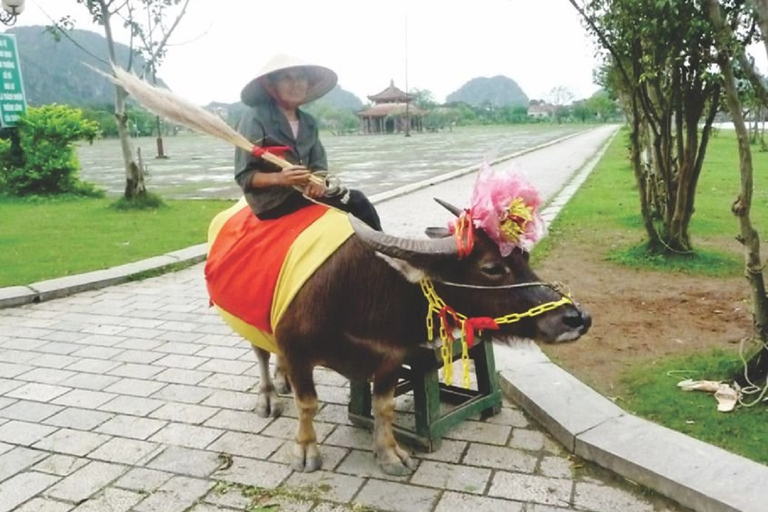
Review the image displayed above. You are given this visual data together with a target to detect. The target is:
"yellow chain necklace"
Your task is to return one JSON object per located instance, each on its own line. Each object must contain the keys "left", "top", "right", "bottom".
{"left": 419, "top": 277, "right": 573, "bottom": 388}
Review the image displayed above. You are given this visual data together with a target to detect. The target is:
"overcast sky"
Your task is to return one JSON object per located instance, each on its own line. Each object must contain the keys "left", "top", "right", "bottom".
{"left": 10, "top": 0, "right": 765, "bottom": 107}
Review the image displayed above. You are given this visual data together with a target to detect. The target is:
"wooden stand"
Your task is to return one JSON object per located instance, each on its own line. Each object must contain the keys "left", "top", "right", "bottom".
{"left": 348, "top": 336, "right": 502, "bottom": 452}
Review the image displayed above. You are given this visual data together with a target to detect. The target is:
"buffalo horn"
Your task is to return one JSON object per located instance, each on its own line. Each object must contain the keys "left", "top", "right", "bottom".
{"left": 349, "top": 215, "right": 458, "bottom": 261}
{"left": 433, "top": 197, "right": 462, "bottom": 217}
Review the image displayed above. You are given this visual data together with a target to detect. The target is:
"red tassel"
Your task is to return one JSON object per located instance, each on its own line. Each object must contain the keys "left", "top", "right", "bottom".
{"left": 251, "top": 145, "right": 291, "bottom": 159}
{"left": 464, "top": 317, "right": 499, "bottom": 348}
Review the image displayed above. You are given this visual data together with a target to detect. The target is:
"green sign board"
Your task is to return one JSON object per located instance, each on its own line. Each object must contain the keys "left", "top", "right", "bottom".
{"left": 0, "top": 33, "right": 26, "bottom": 128}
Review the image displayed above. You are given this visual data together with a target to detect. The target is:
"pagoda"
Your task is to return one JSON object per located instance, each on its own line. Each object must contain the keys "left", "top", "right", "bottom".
{"left": 356, "top": 80, "right": 424, "bottom": 134}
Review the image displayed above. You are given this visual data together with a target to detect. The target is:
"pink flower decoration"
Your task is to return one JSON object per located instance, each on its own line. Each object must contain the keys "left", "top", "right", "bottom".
{"left": 454, "top": 162, "right": 546, "bottom": 256}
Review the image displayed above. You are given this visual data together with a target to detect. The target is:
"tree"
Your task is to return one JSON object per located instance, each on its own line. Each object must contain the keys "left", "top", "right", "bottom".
{"left": 54, "top": 0, "right": 190, "bottom": 201}
{"left": 704, "top": 0, "right": 768, "bottom": 392}
{"left": 570, "top": 0, "right": 757, "bottom": 254}
{"left": 548, "top": 86, "right": 574, "bottom": 123}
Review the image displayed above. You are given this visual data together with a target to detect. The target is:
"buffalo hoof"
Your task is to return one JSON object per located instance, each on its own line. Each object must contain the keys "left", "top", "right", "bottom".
{"left": 254, "top": 391, "right": 283, "bottom": 418}
{"left": 291, "top": 444, "right": 322, "bottom": 472}
{"left": 376, "top": 446, "right": 416, "bottom": 476}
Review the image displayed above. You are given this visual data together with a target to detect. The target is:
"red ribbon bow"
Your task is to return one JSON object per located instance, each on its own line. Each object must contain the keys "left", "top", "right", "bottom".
{"left": 463, "top": 317, "right": 500, "bottom": 348}
{"left": 251, "top": 145, "right": 291, "bottom": 159}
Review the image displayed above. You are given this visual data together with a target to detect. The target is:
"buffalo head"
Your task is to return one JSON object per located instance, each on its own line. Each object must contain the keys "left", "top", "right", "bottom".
{"left": 349, "top": 202, "right": 591, "bottom": 344}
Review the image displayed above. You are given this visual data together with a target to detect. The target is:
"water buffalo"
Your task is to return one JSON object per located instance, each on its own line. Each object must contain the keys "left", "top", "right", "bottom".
{"left": 247, "top": 203, "right": 591, "bottom": 476}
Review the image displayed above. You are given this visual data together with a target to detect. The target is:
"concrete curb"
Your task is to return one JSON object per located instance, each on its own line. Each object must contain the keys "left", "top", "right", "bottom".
{"left": 0, "top": 130, "right": 584, "bottom": 311}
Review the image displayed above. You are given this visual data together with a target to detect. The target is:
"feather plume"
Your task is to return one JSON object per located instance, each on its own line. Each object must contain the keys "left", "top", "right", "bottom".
{"left": 102, "top": 64, "right": 292, "bottom": 170}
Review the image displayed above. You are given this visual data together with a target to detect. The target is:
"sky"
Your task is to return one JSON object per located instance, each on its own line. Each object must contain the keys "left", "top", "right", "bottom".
{"left": 6, "top": 0, "right": 757, "bottom": 108}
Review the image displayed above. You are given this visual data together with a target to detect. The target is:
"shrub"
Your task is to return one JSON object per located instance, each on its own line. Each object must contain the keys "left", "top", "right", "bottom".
{"left": 0, "top": 105, "right": 102, "bottom": 196}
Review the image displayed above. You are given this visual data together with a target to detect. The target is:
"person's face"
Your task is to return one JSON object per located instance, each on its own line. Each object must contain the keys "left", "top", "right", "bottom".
{"left": 271, "top": 69, "right": 309, "bottom": 108}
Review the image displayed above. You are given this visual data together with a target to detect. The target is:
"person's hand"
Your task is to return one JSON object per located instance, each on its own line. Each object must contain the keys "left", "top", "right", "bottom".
{"left": 303, "top": 179, "right": 327, "bottom": 199}
{"left": 277, "top": 165, "right": 312, "bottom": 187}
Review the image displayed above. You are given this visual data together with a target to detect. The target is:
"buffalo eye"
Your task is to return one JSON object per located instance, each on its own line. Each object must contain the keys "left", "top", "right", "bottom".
{"left": 480, "top": 262, "right": 507, "bottom": 277}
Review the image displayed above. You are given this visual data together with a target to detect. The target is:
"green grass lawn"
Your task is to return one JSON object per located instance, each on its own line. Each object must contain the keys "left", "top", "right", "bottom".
{"left": 0, "top": 195, "right": 234, "bottom": 287}
{"left": 537, "top": 127, "right": 768, "bottom": 465}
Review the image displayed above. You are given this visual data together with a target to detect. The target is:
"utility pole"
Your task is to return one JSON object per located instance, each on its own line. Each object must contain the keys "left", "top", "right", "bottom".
{"left": 404, "top": 12, "right": 411, "bottom": 137}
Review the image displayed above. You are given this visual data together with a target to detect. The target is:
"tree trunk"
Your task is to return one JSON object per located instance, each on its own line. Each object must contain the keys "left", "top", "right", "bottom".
{"left": 101, "top": 1, "right": 145, "bottom": 200}
{"left": 707, "top": 0, "right": 768, "bottom": 386}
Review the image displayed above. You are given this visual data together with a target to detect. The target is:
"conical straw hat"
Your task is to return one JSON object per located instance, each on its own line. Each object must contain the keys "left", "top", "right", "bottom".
{"left": 240, "top": 53, "right": 338, "bottom": 107}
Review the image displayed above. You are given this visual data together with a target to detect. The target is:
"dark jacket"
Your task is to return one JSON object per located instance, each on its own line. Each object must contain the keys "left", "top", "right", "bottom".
{"left": 234, "top": 101, "right": 327, "bottom": 216}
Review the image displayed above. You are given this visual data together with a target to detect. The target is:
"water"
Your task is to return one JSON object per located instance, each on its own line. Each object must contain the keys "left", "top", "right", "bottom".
{"left": 75, "top": 125, "right": 590, "bottom": 199}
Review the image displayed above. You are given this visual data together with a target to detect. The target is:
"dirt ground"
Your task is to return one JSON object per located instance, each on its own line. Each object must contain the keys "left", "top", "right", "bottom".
{"left": 535, "top": 230, "right": 753, "bottom": 399}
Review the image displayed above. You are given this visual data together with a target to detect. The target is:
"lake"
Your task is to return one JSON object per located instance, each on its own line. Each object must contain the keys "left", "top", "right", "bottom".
{"left": 75, "top": 124, "right": 590, "bottom": 200}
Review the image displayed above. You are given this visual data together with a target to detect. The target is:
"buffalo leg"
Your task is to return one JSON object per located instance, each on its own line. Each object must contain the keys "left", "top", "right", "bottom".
{"left": 273, "top": 354, "right": 291, "bottom": 395}
{"left": 372, "top": 372, "right": 416, "bottom": 475}
{"left": 288, "top": 361, "right": 322, "bottom": 472}
{"left": 252, "top": 346, "right": 283, "bottom": 418}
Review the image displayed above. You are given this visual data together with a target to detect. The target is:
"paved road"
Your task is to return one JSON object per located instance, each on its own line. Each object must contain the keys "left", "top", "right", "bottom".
{"left": 0, "top": 124, "right": 689, "bottom": 512}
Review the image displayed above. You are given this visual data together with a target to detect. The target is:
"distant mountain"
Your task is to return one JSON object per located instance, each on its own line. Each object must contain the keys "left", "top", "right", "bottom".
{"left": 319, "top": 85, "right": 364, "bottom": 111}
{"left": 446, "top": 76, "right": 529, "bottom": 108}
{"left": 7, "top": 25, "right": 159, "bottom": 107}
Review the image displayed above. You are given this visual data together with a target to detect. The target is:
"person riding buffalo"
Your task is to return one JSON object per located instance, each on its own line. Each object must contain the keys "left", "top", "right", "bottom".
{"left": 234, "top": 53, "right": 382, "bottom": 230}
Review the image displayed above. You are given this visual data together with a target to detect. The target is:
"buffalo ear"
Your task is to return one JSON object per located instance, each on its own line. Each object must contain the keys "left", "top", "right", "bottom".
{"left": 425, "top": 227, "right": 451, "bottom": 239}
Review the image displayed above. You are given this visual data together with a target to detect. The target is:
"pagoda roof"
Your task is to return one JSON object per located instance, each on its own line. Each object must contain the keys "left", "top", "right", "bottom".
{"left": 357, "top": 103, "right": 426, "bottom": 118}
{"left": 367, "top": 80, "right": 412, "bottom": 103}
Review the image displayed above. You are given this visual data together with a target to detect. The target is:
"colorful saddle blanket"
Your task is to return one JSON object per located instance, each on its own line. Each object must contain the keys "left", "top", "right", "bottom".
{"left": 205, "top": 198, "right": 354, "bottom": 354}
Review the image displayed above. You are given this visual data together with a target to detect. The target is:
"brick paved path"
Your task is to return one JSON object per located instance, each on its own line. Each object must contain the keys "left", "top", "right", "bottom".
{"left": 0, "top": 126, "right": 681, "bottom": 512}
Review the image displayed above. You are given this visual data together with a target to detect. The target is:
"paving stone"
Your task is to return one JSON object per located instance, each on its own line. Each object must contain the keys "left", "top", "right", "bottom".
{"left": 148, "top": 423, "right": 224, "bottom": 449}
{"left": 573, "top": 482, "right": 653, "bottom": 512}
{"left": 28, "top": 354, "right": 80, "bottom": 369}
{"left": 51, "top": 389, "right": 117, "bottom": 409}
{"left": 98, "top": 395, "right": 165, "bottom": 416}
{"left": 201, "top": 389, "right": 257, "bottom": 410}
{"left": 69, "top": 487, "right": 143, "bottom": 512}
{"left": 463, "top": 443, "right": 537, "bottom": 473}
{"left": 509, "top": 428, "right": 546, "bottom": 451}
{"left": 113, "top": 467, "right": 173, "bottom": 493}
{"left": 0, "top": 362, "right": 33, "bottom": 378}
{"left": 46, "top": 461, "right": 128, "bottom": 502}
{"left": 64, "top": 358, "right": 122, "bottom": 374}
{"left": 354, "top": 479, "right": 440, "bottom": 512}
{"left": 149, "top": 402, "right": 219, "bottom": 424}
{"left": 43, "top": 408, "right": 113, "bottom": 431}
{"left": 57, "top": 373, "right": 121, "bottom": 391}
{"left": 5, "top": 382, "right": 71, "bottom": 402}
{"left": 540, "top": 455, "right": 574, "bottom": 479}
{"left": 147, "top": 446, "right": 224, "bottom": 478}
{"left": 315, "top": 384, "right": 349, "bottom": 405}
{"left": 16, "top": 368, "right": 77, "bottom": 385}
{"left": 107, "top": 363, "right": 164, "bottom": 379}
{"left": 411, "top": 459, "right": 492, "bottom": 494}
{"left": 285, "top": 470, "right": 365, "bottom": 503}
{"left": 0, "top": 446, "right": 48, "bottom": 482}
{"left": 196, "top": 358, "right": 255, "bottom": 375}
{"left": 202, "top": 408, "right": 273, "bottom": 433}
{"left": 149, "top": 383, "right": 214, "bottom": 404}
{"left": 94, "top": 414, "right": 167, "bottom": 440}
{"left": 132, "top": 475, "right": 215, "bottom": 512}
{"left": 103, "top": 378, "right": 166, "bottom": 397}
{"left": 33, "top": 428, "right": 111, "bottom": 457}
{"left": 88, "top": 437, "right": 162, "bottom": 465}
{"left": 114, "top": 338, "right": 164, "bottom": 351}
{"left": 0, "top": 377, "right": 23, "bottom": 395}
{"left": 261, "top": 417, "right": 335, "bottom": 443}
{"left": 323, "top": 425, "right": 372, "bottom": 451}
{"left": 0, "top": 441, "right": 11, "bottom": 455}
{"left": 32, "top": 454, "right": 89, "bottom": 476}
{"left": 111, "top": 349, "right": 165, "bottom": 364}
{"left": 434, "top": 491, "right": 525, "bottom": 512}
{"left": 206, "top": 430, "right": 283, "bottom": 459}
{"left": 213, "top": 456, "right": 292, "bottom": 488}
{"left": 14, "top": 497, "right": 74, "bottom": 512}
{"left": 0, "top": 471, "right": 61, "bottom": 512}
{"left": 0, "top": 400, "right": 63, "bottom": 422}
{"left": 488, "top": 472, "right": 573, "bottom": 507}
{"left": 69, "top": 346, "right": 124, "bottom": 360}
{"left": 0, "top": 420, "right": 58, "bottom": 446}
{"left": 153, "top": 367, "right": 211, "bottom": 385}
{"left": 443, "top": 419, "right": 512, "bottom": 446}
{"left": 334, "top": 449, "right": 411, "bottom": 480}
{"left": 314, "top": 403, "right": 353, "bottom": 427}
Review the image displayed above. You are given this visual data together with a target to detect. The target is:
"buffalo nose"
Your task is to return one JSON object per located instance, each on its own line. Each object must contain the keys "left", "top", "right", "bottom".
{"left": 564, "top": 308, "right": 591, "bottom": 333}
